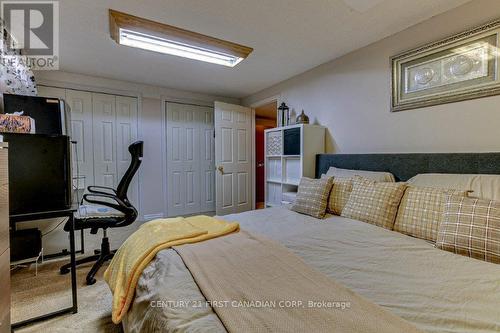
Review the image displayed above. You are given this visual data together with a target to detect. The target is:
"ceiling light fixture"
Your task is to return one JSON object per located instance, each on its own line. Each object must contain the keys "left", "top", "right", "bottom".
{"left": 109, "top": 9, "right": 253, "bottom": 67}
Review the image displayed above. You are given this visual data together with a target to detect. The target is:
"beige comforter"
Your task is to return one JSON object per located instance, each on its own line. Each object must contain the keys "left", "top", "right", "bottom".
{"left": 124, "top": 207, "right": 500, "bottom": 333}
{"left": 175, "top": 230, "right": 421, "bottom": 333}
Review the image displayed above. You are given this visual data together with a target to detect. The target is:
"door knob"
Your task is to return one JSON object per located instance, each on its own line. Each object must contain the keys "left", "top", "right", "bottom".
{"left": 257, "top": 162, "right": 264, "bottom": 168}
{"left": 217, "top": 166, "right": 224, "bottom": 174}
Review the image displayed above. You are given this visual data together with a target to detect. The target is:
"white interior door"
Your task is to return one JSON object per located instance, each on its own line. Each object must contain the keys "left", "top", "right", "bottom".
{"left": 199, "top": 106, "right": 216, "bottom": 212}
{"left": 93, "top": 93, "right": 117, "bottom": 188}
{"left": 166, "top": 102, "right": 198, "bottom": 216}
{"left": 65, "top": 89, "right": 94, "bottom": 193}
{"left": 215, "top": 102, "right": 253, "bottom": 215}
{"left": 116, "top": 96, "right": 139, "bottom": 206}
{"left": 166, "top": 102, "right": 215, "bottom": 216}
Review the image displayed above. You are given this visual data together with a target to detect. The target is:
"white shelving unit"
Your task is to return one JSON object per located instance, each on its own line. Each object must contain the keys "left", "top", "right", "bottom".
{"left": 264, "top": 124, "right": 325, "bottom": 207}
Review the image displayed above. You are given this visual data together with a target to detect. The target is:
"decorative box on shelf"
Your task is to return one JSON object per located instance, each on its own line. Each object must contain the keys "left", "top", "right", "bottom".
{"left": 264, "top": 124, "right": 325, "bottom": 207}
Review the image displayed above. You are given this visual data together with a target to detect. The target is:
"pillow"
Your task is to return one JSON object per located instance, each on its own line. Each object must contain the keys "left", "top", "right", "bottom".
{"left": 394, "top": 186, "right": 468, "bottom": 242}
{"left": 327, "top": 177, "right": 353, "bottom": 215}
{"left": 407, "top": 173, "right": 499, "bottom": 200}
{"left": 326, "top": 167, "right": 395, "bottom": 182}
{"left": 341, "top": 176, "right": 407, "bottom": 229}
{"left": 291, "top": 176, "right": 334, "bottom": 218}
{"left": 436, "top": 195, "right": 500, "bottom": 264}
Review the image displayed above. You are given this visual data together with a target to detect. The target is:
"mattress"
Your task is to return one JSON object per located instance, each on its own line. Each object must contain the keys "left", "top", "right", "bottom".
{"left": 123, "top": 207, "right": 500, "bottom": 333}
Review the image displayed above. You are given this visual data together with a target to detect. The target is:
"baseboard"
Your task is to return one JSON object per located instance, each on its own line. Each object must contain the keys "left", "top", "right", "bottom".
{"left": 142, "top": 213, "right": 165, "bottom": 221}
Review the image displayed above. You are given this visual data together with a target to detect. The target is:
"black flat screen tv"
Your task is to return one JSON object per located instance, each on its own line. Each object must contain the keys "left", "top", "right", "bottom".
{"left": 4, "top": 133, "right": 72, "bottom": 216}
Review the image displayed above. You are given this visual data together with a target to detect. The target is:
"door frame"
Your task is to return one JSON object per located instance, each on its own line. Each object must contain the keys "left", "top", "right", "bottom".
{"left": 249, "top": 94, "right": 281, "bottom": 210}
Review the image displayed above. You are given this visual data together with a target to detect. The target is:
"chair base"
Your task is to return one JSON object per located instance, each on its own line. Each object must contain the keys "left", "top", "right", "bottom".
{"left": 60, "top": 236, "right": 115, "bottom": 285}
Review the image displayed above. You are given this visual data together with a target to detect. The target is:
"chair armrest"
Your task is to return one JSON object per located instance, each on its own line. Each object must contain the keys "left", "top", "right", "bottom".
{"left": 87, "top": 186, "right": 117, "bottom": 196}
{"left": 82, "top": 193, "right": 132, "bottom": 215}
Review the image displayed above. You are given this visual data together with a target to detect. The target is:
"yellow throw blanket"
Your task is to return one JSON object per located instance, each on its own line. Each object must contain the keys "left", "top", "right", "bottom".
{"left": 103, "top": 215, "right": 239, "bottom": 324}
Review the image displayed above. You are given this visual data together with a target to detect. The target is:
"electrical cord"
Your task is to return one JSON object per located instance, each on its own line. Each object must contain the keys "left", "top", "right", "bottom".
{"left": 41, "top": 217, "right": 67, "bottom": 236}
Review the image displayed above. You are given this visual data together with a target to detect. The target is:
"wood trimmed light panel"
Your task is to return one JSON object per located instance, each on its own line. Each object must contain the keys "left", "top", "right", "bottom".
{"left": 109, "top": 9, "right": 253, "bottom": 67}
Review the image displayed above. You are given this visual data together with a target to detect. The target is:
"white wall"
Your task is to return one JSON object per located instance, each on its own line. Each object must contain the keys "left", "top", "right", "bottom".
{"left": 138, "top": 98, "right": 164, "bottom": 219}
{"left": 243, "top": 0, "right": 500, "bottom": 154}
{"left": 35, "top": 71, "right": 239, "bottom": 219}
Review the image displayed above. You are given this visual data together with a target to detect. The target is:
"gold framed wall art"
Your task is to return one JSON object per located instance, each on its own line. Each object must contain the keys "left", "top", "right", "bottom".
{"left": 391, "top": 19, "right": 500, "bottom": 112}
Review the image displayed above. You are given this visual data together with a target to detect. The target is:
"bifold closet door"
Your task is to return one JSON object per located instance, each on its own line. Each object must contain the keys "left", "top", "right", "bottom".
{"left": 93, "top": 93, "right": 118, "bottom": 189}
{"left": 36, "top": 87, "right": 94, "bottom": 192}
{"left": 199, "top": 107, "right": 215, "bottom": 213}
{"left": 166, "top": 102, "right": 215, "bottom": 217}
{"left": 115, "top": 96, "right": 139, "bottom": 207}
{"left": 93, "top": 93, "right": 139, "bottom": 206}
{"left": 65, "top": 90, "right": 94, "bottom": 191}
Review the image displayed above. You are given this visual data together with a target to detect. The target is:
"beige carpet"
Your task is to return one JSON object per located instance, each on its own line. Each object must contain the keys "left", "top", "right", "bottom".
{"left": 11, "top": 259, "right": 121, "bottom": 333}
{"left": 11, "top": 213, "right": 215, "bottom": 332}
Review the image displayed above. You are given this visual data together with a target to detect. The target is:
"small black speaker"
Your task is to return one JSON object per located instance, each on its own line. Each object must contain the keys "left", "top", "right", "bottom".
{"left": 10, "top": 228, "right": 42, "bottom": 262}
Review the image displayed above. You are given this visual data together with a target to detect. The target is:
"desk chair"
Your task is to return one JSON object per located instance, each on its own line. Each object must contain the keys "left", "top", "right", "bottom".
{"left": 60, "top": 141, "right": 143, "bottom": 285}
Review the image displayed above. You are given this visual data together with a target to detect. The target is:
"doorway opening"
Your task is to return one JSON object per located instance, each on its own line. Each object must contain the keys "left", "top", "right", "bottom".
{"left": 255, "top": 101, "right": 277, "bottom": 210}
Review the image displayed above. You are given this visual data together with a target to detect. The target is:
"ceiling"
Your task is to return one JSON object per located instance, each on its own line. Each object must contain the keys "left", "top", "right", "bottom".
{"left": 54, "top": 0, "right": 471, "bottom": 98}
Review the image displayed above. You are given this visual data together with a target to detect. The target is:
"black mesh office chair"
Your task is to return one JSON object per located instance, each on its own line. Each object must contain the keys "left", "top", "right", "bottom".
{"left": 60, "top": 141, "right": 143, "bottom": 285}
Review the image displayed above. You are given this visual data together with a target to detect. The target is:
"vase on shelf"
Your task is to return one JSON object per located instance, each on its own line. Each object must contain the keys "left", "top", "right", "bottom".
{"left": 295, "top": 110, "right": 309, "bottom": 124}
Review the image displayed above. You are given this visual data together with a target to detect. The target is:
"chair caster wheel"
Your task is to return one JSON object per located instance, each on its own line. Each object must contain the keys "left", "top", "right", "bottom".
{"left": 86, "top": 277, "right": 96, "bottom": 285}
{"left": 60, "top": 267, "right": 70, "bottom": 275}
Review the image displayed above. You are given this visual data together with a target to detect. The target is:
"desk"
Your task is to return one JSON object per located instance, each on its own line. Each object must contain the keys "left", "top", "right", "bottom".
{"left": 10, "top": 208, "right": 78, "bottom": 330}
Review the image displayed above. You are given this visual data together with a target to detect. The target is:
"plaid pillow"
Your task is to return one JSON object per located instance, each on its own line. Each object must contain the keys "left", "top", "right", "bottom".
{"left": 436, "top": 195, "right": 500, "bottom": 264}
{"left": 291, "top": 176, "right": 334, "bottom": 218}
{"left": 341, "top": 176, "right": 407, "bottom": 229}
{"left": 327, "top": 177, "right": 353, "bottom": 216}
{"left": 394, "top": 186, "right": 468, "bottom": 242}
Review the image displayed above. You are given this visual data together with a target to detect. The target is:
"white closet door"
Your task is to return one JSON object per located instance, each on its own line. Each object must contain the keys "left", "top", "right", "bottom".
{"left": 166, "top": 102, "right": 214, "bottom": 216}
{"left": 166, "top": 102, "right": 199, "bottom": 216}
{"left": 183, "top": 106, "right": 201, "bottom": 215}
{"left": 65, "top": 90, "right": 94, "bottom": 191}
{"left": 92, "top": 93, "right": 117, "bottom": 188}
{"left": 115, "top": 96, "right": 139, "bottom": 206}
{"left": 166, "top": 103, "right": 181, "bottom": 216}
{"left": 199, "top": 106, "right": 215, "bottom": 213}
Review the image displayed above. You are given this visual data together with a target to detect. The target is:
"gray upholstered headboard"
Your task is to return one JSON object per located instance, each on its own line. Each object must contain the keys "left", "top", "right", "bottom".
{"left": 315, "top": 153, "right": 500, "bottom": 181}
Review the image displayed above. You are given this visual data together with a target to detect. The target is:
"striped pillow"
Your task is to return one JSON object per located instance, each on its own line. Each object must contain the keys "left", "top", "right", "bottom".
{"left": 341, "top": 176, "right": 407, "bottom": 229}
{"left": 436, "top": 195, "right": 500, "bottom": 264}
{"left": 394, "top": 186, "right": 468, "bottom": 242}
{"left": 327, "top": 177, "right": 353, "bottom": 216}
{"left": 291, "top": 176, "right": 334, "bottom": 218}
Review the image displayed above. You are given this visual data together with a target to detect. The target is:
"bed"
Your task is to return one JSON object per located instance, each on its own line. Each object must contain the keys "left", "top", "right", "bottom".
{"left": 123, "top": 153, "right": 500, "bottom": 333}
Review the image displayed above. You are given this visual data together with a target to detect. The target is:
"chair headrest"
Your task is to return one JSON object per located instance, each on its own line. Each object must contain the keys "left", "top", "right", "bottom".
{"left": 129, "top": 141, "right": 144, "bottom": 158}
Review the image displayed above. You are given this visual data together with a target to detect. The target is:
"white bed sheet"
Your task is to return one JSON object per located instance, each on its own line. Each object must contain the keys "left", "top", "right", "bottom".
{"left": 124, "top": 207, "right": 500, "bottom": 333}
